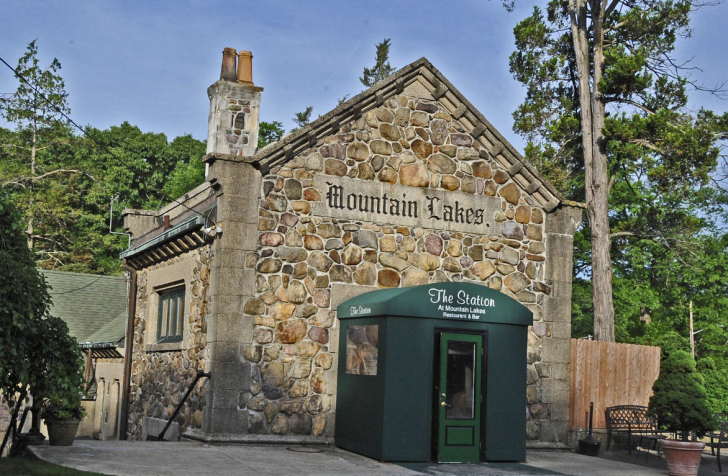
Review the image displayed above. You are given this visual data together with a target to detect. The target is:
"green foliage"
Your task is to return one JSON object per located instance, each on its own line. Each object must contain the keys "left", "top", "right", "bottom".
{"left": 360, "top": 39, "right": 396, "bottom": 88}
{"left": 648, "top": 350, "right": 715, "bottom": 440}
{"left": 512, "top": 0, "right": 728, "bottom": 345}
{"left": 511, "top": 0, "right": 728, "bottom": 342}
{"left": 41, "top": 401, "right": 86, "bottom": 421}
{"left": 291, "top": 107, "right": 314, "bottom": 131}
{"left": 162, "top": 134, "right": 207, "bottom": 199}
{"left": 258, "top": 120, "right": 285, "bottom": 149}
{"left": 1, "top": 120, "right": 207, "bottom": 273}
{"left": 0, "top": 40, "right": 69, "bottom": 127}
{"left": 570, "top": 278, "right": 593, "bottom": 338}
{"left": 0, "top": 192, "right": 84, "bottom": 411}
{"left": 0, "top": 43, "right": 209, "bottom": 274}
{"left": 697, "top": 358, "right": 728, "bottom": 414}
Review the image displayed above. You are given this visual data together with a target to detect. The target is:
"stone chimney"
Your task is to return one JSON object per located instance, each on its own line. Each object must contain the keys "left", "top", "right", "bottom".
{"left": 206, "top": 48, "right": 263, "bottom": 157}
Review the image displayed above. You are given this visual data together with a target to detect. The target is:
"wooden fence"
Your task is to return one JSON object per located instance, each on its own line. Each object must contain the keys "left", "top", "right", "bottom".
{"left": 569, "top": 338, "right": 661, "bottom": 429}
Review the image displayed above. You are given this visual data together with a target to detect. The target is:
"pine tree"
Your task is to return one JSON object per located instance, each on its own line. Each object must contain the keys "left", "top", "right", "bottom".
{"left": 648, "top": 351, "right": 715, "bottom": 440}
{"left": 0, "top": 41, "right": 81, "bottom": 252}
{"left": 360, "top": 39, "right": 396, "bottom": 88}
{"left": 510, "top": 0, "right": 728, "bottom": 341}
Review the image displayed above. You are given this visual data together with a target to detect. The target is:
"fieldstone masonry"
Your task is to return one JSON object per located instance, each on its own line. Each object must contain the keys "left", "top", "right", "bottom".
{"left": 126, "top": 247, "right": 213, "bottom": 439}
{"left": 123, "top": 56, "right": 581, "bottom": 448}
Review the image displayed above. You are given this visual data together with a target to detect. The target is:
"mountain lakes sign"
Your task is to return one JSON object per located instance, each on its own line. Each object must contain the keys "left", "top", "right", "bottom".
{"left": 313, "top": 175, "right": 501, "bottom": 234}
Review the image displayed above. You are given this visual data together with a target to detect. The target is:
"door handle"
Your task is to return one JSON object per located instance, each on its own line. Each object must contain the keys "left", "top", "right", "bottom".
{"left": 441, "top": 402, "right": 451, "bottom": 407}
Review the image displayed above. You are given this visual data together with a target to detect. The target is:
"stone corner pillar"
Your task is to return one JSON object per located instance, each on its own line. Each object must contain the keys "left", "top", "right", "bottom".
{"left": 201, "top": 158, "right": 262, "bottom": 436}
{"left": 538, "top": 204, "right": 583, "bottom": 445}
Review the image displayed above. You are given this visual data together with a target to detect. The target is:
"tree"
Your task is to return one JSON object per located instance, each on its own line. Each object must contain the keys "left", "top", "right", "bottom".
{"left": 510, "top": 0, "right": 728, "bottom": 341}
{"left": 360, "top": 39, "right": 396, "bottom": 88}
{"left": 0, "top": 41, "right": 88, "bottom": 252}
{"left": 1, "top": 118, "right": 207, "bottom": 274}
{"left": 0, "top": 191, "right": 83, "bottom": 414}
{"left": 293, "top": 107, "right": 313, "bottom": 129}
{"left": 697, "top": 357, "right": 728, "bottom": 414}
{"left": 163, "top": 134, "right": 207, "bottom": 199}
{"left": 290, "top": 107, "right": 314, "bottom": 134}
{"left": 258, "top": 120, "right": 285, "bottom": 149}
{"left": 648, "top": 350, "right": 715, "bottom": 440}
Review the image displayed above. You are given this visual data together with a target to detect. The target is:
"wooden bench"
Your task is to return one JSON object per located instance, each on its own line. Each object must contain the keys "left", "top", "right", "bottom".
{"left": 605, "top": 405, "right": 659, "bottom": 453}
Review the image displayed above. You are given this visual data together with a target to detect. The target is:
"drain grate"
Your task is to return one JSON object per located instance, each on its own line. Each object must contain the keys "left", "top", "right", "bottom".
{"left": 286, "top": 446, "right": 324, "bottom": 453}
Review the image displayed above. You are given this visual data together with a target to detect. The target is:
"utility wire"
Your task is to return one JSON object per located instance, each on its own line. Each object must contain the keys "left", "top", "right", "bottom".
{"left": 0, "top": 55, "right": 215, "bottom": 226}
{"left": 49, "top": 274, "right": 105, "bottom": 295}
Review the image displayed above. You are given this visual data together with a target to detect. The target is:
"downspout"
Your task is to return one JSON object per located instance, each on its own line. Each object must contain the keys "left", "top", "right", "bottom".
{"left": 118, "top": 260, "right": 137, "bottom": 440}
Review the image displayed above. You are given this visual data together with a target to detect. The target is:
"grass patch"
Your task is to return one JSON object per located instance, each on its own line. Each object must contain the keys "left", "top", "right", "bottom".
{"left": 0, "top": 457, "right": 111, "bottom": 476}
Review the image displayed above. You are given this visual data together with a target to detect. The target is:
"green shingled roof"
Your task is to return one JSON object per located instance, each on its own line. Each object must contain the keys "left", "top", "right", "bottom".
{"left": 41, "top": 270, "right": 127, "bottom": 344}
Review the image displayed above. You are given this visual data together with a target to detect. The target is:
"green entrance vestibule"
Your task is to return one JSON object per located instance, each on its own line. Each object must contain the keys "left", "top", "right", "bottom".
{"left": 334, "top": 282, "right": 533, "bottom": 463}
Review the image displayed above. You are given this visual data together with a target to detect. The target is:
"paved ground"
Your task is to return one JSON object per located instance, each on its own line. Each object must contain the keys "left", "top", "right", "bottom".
{"left": 27, "top": 439, "right": 695, "bottom": 476}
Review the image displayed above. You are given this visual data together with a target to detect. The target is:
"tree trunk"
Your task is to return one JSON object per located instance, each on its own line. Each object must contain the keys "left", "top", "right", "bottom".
{"left": 570, "top": 0, "right": 615, "bottom": 342}
{"left": 27, "top": 109, "right": 37, "bottom": 250}
{"left": 589, "top": 0, "right": 615, "bottom": 342}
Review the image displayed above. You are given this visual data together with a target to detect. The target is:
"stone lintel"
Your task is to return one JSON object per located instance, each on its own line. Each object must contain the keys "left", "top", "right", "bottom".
{"left": 203, "top": 152, "right": 257, "bottom": 164}
{"left": 546, "top": 204, "right": 583, "bottom": 236}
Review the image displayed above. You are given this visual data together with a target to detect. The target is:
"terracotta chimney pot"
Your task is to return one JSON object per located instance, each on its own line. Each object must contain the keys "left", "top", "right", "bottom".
{"left": 221, "top": 47, "right": 237, "bottom": 82}
{"left": 237, "top": 50, "right": 253, "bottom": 85}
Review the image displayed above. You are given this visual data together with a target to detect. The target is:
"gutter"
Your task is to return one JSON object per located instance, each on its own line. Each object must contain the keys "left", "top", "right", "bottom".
{"left": 79, "top": 341, "right": 120, "bottom": 349}
{"left": 120, "top": 216, "right": 204, "bottom": 260}
{"left": 118, "top": 260, "right": 137, "bottom": 440}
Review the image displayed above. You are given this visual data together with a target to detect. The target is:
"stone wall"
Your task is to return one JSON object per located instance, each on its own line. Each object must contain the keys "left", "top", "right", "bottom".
{"left": 127, "top": 246, "right": 213, "bottom": 440}
{"left": 238, "top": 92, "right": 570, "bottom": 443}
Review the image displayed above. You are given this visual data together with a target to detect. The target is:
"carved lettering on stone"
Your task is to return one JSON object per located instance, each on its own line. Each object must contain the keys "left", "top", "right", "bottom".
{"left": 313, "top": 175, "right": 500, "bottom": 234}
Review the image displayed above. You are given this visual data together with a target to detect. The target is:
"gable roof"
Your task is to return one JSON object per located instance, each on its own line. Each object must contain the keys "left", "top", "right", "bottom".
{"left": 253, "top": 57, "right": 564, "bottom": 212}
{"left": 42, "top": 270, "right": 127, "bottom": 345}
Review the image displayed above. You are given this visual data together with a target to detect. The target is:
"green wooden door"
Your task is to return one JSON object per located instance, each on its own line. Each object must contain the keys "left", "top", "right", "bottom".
{"left": 437, "top": 332, "right": 483, "bottom": 463}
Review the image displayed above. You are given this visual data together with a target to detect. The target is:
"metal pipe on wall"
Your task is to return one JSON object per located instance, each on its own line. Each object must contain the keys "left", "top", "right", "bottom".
{"left": 118, "top": 261, "right": 137, "bottom": 440}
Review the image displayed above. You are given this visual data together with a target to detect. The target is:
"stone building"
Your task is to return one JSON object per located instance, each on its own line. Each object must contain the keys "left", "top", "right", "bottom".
{"left": 120, "top": 49, "right": 581, "bottom": 451}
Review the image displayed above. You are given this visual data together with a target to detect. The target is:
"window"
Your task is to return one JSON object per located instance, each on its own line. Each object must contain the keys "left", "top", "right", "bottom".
{"left": 345, "top": 325, "right": 378, "bottom": 376}
{"left": 157, "top": 286, "right": 185, "bottom": 343}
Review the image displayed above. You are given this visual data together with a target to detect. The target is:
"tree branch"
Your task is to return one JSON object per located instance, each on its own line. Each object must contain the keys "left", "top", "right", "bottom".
{"left": 604, "top": 0, "right": 622, "bottom": 17}
{"left": 3, "top": 168, "right": 95, "bottom": 186}
{"left": 629, "top": 138, "right": 662, "bottom": 152}
{"left": 31, "top": 168, "right": 95, "bottom": 182}
{"left": 604, "top": 97, "right": 655, "bottom": 115}
{"left": 609, "top": 231, "right": 635, "bottom": 240}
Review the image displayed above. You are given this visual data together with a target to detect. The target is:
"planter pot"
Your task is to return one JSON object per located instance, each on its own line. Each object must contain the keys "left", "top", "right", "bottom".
{"left": 46, "top": 419, "right": 81, "bottom": 446}
{"left": 660, "top": 439, "right": 705, "bottom": 476}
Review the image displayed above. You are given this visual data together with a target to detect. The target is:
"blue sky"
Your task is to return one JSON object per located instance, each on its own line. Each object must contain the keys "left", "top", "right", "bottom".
{"left": 1, "top": 0, "right": 727, "bottom": 152}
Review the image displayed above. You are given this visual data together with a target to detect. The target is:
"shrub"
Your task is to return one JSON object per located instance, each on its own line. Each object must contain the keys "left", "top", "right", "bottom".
{"left": 648, "top": 350, "right": 715, "bottom": 440}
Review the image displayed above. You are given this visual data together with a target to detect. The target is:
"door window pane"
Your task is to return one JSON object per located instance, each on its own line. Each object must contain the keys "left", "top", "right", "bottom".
{"left": 446, "top": 340, "right": 476, "bottom": 420}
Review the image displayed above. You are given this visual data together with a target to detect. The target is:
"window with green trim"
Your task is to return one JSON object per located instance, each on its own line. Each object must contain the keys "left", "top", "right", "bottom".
{"left": 157, "top": 286, "right": 185, "bottom": 343}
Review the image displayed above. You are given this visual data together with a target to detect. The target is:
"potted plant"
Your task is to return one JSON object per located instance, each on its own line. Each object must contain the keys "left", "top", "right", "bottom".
{"left": 41, "top": 397, "right": 87, "bottom": 446}
{"left": 647, "top": 350, "right": 716, "bottom": 476}
{"left": 31, "top": 314, "right": 87, "bottom": 446}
